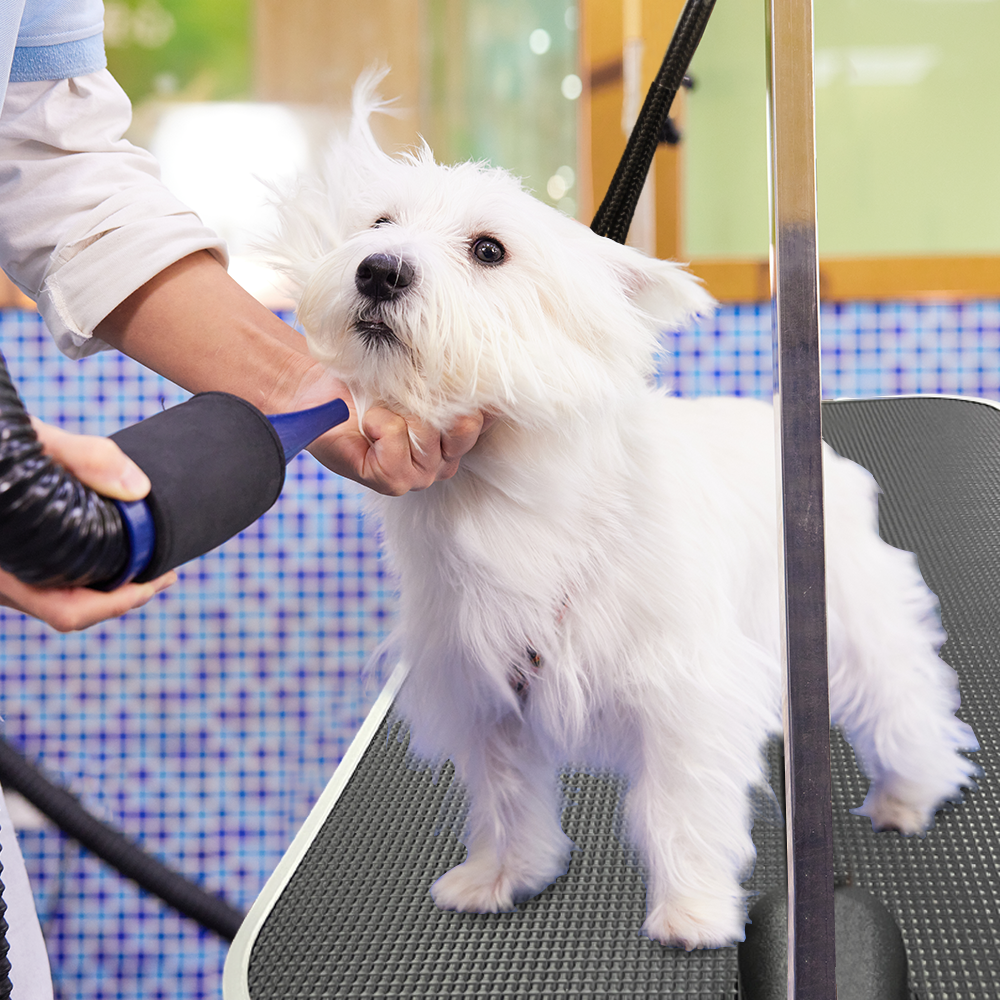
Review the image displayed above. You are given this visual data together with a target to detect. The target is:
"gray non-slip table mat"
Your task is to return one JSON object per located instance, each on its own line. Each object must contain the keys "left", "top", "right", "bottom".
{"left": 227, "top": 396, "right": 1000, "bottom": 999}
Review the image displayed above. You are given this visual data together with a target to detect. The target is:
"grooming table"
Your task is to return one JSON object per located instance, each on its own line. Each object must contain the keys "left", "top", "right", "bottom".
{"left": 224, "top": 395, "right": 999, "bottom": 999}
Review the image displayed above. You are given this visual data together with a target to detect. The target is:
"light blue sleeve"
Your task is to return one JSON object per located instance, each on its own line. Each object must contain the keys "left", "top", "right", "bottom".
{"left": 11, "top": 0, "right": 106, "bottom": 82}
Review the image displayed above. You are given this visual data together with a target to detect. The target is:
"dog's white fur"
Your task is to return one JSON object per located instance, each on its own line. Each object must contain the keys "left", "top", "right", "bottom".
{"left": 270, "top": 73, "right": 978, "bottom": 949}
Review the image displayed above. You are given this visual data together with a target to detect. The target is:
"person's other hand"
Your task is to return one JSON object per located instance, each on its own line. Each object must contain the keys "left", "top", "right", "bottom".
{"left": 308, "top": 403, "right": 493, "bottom": 496}
{"left": 0, "top": 420, "right": 177, "bottom": 631}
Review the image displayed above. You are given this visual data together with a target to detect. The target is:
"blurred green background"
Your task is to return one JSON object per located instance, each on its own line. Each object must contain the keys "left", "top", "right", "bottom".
{"left": 686, "top": 0, "right": 1000, "bottom": 258}
{"left": 104, "top": 0, "right": 251, "bottom": 103}
{"left": 103, "top": 0, "right": 1000, "bottom": 261}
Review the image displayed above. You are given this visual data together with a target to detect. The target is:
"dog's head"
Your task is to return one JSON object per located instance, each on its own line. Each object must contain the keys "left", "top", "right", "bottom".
{"left": 271, "top": 70, "right": 714, "bottom": 429}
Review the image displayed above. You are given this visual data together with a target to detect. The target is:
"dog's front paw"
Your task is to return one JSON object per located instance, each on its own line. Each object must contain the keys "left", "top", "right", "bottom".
{"left": 431, "top": 861, "right": 516, "bottom": 913}
{"left": 642, "top": 895, "right": 746, "bottom": 951}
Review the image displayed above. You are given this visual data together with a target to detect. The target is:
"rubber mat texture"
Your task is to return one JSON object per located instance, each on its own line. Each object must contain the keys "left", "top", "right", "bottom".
{"left": 246, "top": 396, "right": 998, "bottom": 999}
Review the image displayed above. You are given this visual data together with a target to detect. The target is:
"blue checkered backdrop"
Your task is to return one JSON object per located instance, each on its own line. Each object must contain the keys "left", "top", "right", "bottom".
{"left": 1, "top": 298, "right": 999, "bottom": 999}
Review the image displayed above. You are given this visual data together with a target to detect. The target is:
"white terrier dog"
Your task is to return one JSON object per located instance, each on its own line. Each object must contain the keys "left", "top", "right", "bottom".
{"left": 270, "top": 75, "right": 977, "bottom": 949}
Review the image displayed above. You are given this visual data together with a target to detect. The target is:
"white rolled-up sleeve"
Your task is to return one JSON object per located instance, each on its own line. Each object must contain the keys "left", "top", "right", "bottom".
{"left": 0, "top": 68, "right": 227, "bottom": 358}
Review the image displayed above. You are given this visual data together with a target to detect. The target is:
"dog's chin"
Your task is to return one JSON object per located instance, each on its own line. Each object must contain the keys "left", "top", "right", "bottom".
{"left": 355, "top": 319, "right": 402, "bottom": 351}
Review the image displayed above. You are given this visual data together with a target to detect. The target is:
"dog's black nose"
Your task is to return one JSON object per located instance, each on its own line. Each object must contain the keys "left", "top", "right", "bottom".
{"left": 355, "top": 253, "right": 415, "bottom": 302}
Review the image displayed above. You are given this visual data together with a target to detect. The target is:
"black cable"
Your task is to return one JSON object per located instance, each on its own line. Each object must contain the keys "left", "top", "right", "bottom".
{"left": 591, "top": 0, "right": 717, "bottom": 244}
{"left": 0, "top": 735, "right": 245, "bottom": 942}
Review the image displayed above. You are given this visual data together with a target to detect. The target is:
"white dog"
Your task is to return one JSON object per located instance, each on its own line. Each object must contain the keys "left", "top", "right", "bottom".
{"left": 270, "top": 75, "right": 977, "bottom": 950}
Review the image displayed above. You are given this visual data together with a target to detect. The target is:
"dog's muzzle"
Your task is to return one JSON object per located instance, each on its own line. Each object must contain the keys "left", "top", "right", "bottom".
{"left": 353, "top": 253, "right": 415, "bottom": 349}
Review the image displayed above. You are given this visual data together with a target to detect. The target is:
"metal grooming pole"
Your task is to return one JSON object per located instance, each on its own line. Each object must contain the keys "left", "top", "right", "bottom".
{"left": 766, "top": 0, "right": 837, "bottom": 996}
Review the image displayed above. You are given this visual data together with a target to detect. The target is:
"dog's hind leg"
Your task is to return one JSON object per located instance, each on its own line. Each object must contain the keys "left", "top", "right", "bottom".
{"left": 430, "top": 714, "right": 573, "bottom": 913}
{"left": 825, "top": 574, "right": 978, "bottom": 833}
{"left": 824, "top": 461, "right": 978, "bottom": 833}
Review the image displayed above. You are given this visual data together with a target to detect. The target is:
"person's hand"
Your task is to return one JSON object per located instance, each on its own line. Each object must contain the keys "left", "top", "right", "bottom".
{"left": 307, "top": 401, "right": 493, "bottom": 496}
{"left": 29, "top": 417, "right": 151, "bottom": 500}
{"left": 0, "top": 420, "right": 177, "bottom": 631}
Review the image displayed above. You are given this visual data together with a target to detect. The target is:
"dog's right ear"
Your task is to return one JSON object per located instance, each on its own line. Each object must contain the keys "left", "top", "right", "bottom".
{"left": 594, "top": 234, "right": 716, "bottom": 332}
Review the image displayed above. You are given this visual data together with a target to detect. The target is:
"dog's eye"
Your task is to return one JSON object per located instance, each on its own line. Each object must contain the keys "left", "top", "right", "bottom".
{"left": 373, "top": 217, "right": 393, "bottom": 227}
{"left": 472, "top": 237, "right": 505, "bottom": 265}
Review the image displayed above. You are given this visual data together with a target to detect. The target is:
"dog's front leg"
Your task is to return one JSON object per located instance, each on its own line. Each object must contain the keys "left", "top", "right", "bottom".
{"left": 431, "top": 714, "right": 572, "bottom": 913}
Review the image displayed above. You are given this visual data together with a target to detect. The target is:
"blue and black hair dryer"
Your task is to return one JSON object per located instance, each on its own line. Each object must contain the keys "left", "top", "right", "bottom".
{"left": 0, "top": 350, "right": 349, "bottom": 591}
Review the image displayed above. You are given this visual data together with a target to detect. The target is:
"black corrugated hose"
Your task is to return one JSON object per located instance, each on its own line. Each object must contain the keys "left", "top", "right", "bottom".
{"left": 0, "top": 349, "right": 130, "bottom": 590}
{"left": 0, "top": 855, "right": 10, "bottom": 1000}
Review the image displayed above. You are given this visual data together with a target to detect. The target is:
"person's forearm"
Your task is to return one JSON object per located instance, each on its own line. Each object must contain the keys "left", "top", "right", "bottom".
{"left": 95, "top": 250, "right": 342, "bottom": 414}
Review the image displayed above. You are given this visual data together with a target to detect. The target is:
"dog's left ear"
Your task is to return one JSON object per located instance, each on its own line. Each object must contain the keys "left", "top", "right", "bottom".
{"left": 596, "top": 235, "right": 716, "bottom": 331}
